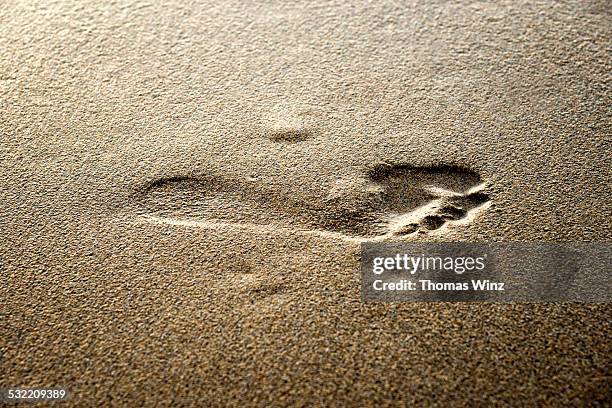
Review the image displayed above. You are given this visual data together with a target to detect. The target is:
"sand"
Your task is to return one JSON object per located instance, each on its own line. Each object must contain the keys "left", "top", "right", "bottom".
{"left": 1, "top": 0, "right": 610, "bottom": 406}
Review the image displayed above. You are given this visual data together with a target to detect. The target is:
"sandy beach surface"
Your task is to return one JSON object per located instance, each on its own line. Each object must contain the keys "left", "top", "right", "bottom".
{"left": 1, "top": 1, "right": 610, "bottom": 406}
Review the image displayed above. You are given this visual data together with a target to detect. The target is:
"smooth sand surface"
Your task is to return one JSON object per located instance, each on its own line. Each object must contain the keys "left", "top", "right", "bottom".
{"left": 1, "top": 1, "right": 610, "bottom": 406}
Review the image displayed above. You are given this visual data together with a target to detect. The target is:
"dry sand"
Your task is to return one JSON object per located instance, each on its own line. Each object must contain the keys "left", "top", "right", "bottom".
{"left": 1, "top": 0, "right": 610, "bottom": 406}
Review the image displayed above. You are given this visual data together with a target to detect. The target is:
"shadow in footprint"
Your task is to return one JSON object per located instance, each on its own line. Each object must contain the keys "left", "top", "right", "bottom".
{"left": 134, "top": 164, "right": 490, "bottom": 240}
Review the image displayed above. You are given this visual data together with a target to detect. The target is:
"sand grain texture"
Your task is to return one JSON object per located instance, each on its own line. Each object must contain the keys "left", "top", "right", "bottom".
{"left": 1, "top": 1, "right": 610, "bottom": 406}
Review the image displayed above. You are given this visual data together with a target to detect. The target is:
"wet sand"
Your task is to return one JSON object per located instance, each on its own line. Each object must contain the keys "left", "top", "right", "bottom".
{"left": 1, "top": 1, "right": 610, "bottom": 406}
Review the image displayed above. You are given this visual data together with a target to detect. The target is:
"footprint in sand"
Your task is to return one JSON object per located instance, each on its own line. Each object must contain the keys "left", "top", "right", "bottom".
{"left": 133, "top": 164, "right": 490, "bottom": 241}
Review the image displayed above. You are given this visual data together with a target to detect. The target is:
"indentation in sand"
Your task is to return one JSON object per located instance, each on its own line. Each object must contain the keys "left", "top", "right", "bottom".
{"left": 134, "top": 164, "right": 490, "bottom": 241}
{"left": 264, "top": 107, "right": 318, "bottom": 142}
